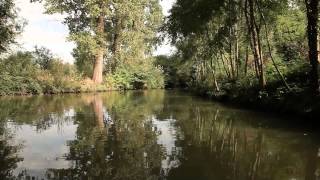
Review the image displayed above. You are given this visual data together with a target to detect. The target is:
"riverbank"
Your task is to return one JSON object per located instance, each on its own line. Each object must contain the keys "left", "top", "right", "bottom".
{"left": 188, "top": 70, "right": 320, "bottom": 123}
{"left": 0, "top": 75, "right": 115, "bottom": 96}
{"left": 0, "top": 51, "right": 164, "bottom": 96}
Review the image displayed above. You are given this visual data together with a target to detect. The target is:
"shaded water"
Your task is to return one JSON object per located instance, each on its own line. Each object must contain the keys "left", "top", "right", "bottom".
{"left": 0, "top": 90, "right": 319, "bottom": 180}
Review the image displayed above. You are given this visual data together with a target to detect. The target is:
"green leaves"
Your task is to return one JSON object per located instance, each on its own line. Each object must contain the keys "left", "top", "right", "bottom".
{"left": 0, "top": 0, "right": 24, "bottom": 53}
{"left": 107, "top": 59, "right": 164, "bottom": 90}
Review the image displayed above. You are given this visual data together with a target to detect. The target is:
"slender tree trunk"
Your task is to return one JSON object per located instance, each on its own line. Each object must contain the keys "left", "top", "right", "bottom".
{"left": 229, "top": 39, "right": 236, "bottom": 80}
{"left": 220, "top": 51, "right": 231, "bottom": 79}
{"left": 92, "top": 14, "right": 105, "bottom": 84}
{"left": 235, "top": 24, "right": 240, "bottom": 78}
{"left": 305, "top": 0, "right": 319, "bottom": 93}
{"left": 318, "top": 34, "right": 320, "bottom": 62}
{"left": 245, "top": 6, "right": 259, "bottom": 79}
{"left": 255, "top": 0, "right": 290, "bottom": 90}
{"left": 245, "top": 45, "right": 249, "bottom": 75}
{"left": 248, "top": 0, "right": 266, "bottom": 88}
{"left": 228, "top": 0, "right": 236, "bottom": 80}
{"left": 210, "top": 58, "right": 220, "bottom": 91}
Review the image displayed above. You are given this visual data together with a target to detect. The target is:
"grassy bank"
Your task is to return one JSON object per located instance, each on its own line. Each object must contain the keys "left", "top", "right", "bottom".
{"left": 0, "top": 51, "right": 164, "bottom": 96}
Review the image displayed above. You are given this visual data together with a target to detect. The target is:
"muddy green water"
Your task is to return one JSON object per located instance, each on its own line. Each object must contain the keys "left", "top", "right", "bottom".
{"left": 0, "top": 90, "right": 319, "bottom": 180}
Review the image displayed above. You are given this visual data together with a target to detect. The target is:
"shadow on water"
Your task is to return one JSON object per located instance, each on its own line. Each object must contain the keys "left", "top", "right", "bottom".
{"left": 0, "top": 90, "right": 319, "bottom": 180}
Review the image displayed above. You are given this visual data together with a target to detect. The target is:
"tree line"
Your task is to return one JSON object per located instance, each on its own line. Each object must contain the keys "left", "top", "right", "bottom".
{"left": 162, "top": 0, "right": 320, "bottom": 95}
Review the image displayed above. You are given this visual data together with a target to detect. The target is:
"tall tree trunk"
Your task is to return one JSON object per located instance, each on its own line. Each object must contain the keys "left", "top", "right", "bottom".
{"left": 305, "top": 0, "right": 319, "bottom": 93}
{"left": 255, "top": 0, "right": 291, "bottom": 90}
{"left": 245, "top": 45, "right": 249, "bottom": 75}
{"left": 247, "top": 0, "right": 266, "bottom": 88}
{"left": 111, "top": 16, "right": 122, "bottom": 73}
{"left": 235, "top": 24, "right": 240, "bottom": 78}
{"left": 244, "top": 2, "right": 259, "bottom": 79}
{"left": 318, "top": 34, "right": 320, "bottom": 62}
{"left": 92, "top": 14, "right": 105, "bottom": 84}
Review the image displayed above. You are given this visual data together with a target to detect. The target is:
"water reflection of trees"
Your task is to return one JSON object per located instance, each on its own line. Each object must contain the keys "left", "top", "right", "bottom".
{"left": 1, "top": 91, "right": 320, "bottom": 179}
{"left": 0, "top": 95, "right": 81, "bottom": 131}
{"left": 168, "top": 104, "right": 320, "bottom": 180}
{"left": 0, "top": 121, "right": 23, "bottom": 180}
{"left": 45, "top": 91, "right": 167, "bottom": 179}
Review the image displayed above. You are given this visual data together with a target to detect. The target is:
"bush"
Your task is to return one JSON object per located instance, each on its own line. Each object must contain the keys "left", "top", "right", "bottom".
{"left": 0, "top": 51, "right": 83, "bottom": 95}
{"left": 106, "top": 59, "right": 165, "bottom": 90}
{"left": 0, "top": 51, "right": 165, "bottom": 96}
{"left": 0, "top": 74, "right": 42, "bottom": 95}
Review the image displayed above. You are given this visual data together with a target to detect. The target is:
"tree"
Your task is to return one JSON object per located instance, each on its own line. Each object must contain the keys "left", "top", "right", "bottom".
{"left": 109, "top": 0, "right": 163, "bottom": 65}
{"left": 33, "top": 46, "right": 54, "bottom": 70}
{"left": 33, "top": 0, "right": 111, "bottom": 84}
{"left": 0, "top": 0, "right": 24, "bottom": 54}
{"left": 73, "top": 41, "right": 95, "bottom": 78}
{"left": 37, "top": 0, "right": 163, "bottom": 84}
{"left": 164, "top": 0, "right": 300, "bottom": 90}
{"left": 305, "top": 0, "right": 319, "bottom": 93}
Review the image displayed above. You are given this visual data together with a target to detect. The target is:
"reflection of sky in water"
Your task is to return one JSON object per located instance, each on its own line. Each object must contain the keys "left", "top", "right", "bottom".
{"left": 5, "top": 108, "right": 184, "bottom": 179}
{"left": 0, "top": 91, "right": 317, "bottom": 180}
{"left": 10, "top": 110, "right": 77, "bottom": 179}
{"left": 152, "top": 116, "right": 182, "bottom": 177}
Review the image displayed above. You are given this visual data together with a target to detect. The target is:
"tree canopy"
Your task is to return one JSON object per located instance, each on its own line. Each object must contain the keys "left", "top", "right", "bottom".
{"left": 0, "top": 0, "right": 24, "bottom": 53}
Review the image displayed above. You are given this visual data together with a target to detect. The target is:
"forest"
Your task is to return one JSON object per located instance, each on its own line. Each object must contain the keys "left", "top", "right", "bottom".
{"left": 160, "top": 0, "right": 320, "bottom": 117}
{"left": 0, "top": 0, "right": 320, "bottom": 117}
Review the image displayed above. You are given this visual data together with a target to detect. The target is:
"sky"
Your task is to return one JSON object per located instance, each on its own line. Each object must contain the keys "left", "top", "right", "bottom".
{"left": 15, "top": 0, "right": 176, "bottom": 63}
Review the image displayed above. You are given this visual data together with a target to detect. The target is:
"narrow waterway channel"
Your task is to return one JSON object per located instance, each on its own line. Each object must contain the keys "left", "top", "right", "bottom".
{"left": 0, "top": 90, "right": 318, "bottom": 180}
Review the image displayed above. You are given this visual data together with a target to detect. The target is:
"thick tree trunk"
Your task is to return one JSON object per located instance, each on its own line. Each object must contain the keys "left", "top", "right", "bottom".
{"left": 92, "top": 14, "right": 105, "bottom": 84}
{"left": 92, "top": 48, "right": 104, "bottom": 84}
{"left": 305, "top": 0, "right": 319, "bottom": 93}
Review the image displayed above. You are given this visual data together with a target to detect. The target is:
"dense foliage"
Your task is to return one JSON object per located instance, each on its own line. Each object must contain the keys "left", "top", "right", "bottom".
{"left": 161, "top": 0, "right": 312, "bottom": 91}
{"left": 107, "top": 59, "right": 165, "bottom": 90}
{"left": 36, "top": 0, "right": 163, "bottom": 85}
{"left": 0, "top": 49, "right": 83, "bottom": 95}
{"left": 160, "top": 0, "right": 320, "bottom": 106}
{"left": 0, "top": 0, "right": 24, "bottom": 53}
{"left": 0, "top": 0, "right": 165, "bottom": 95}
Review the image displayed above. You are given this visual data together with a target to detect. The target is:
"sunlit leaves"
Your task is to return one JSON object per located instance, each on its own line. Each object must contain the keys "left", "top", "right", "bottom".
{"left": 0, "top": 0, "right": 24, "bottom": 53}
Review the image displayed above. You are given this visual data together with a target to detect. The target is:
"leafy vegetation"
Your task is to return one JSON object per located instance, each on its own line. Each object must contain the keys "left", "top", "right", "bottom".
{"left": 0, "top": 0, "right": 24, "bottom": 53}
{"left": 157, "top": 0, "right": 320, "bottom": 117}
{"left": 0, "top": 0, "right": 165, "bottom": 95}
{"left": 0, "top": 50, "right": 82, "bottom": 95}
{"left": 1, "top": 0, "right": 320, "bottom": 117}
{"left": 106, "top": 59, "right": 164, "bottom": 90}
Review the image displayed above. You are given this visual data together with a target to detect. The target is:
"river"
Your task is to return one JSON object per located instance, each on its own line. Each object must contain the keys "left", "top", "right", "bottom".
{"left": 0, "top": 90, "right": 319, "bottom": 180}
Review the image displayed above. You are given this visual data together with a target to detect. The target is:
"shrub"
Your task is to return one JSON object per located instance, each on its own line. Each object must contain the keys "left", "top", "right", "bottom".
{"left": 106, "top": 59, "right": 165, "bottom": 90}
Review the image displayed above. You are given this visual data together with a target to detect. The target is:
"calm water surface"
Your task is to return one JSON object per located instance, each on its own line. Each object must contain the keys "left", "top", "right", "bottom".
{"left": 0, "top": 90, "right": 319, "bottom": 180}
